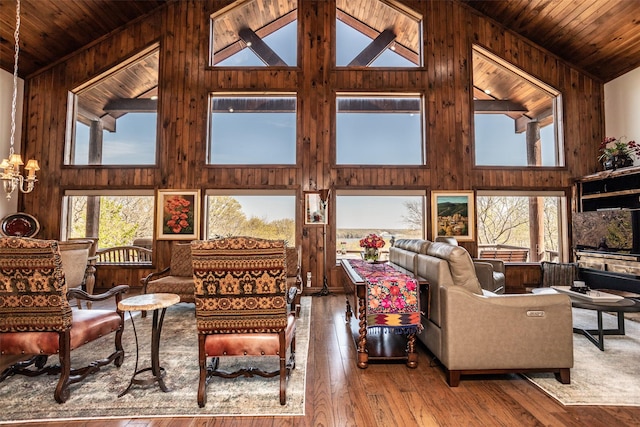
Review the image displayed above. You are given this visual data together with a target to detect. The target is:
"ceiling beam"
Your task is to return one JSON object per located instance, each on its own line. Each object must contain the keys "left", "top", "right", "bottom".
{"left": 474, "top": 99, "right": 527, "bottom": 113}
{"left": 348, "top": 28, "right": 396, "bottom": 67}
{"left": 238, "top": 27, "right": 287, "bottom": 66}
{"left": 77, "top": 106, "right": 116, "bottom": 132}
{"left": 103, "top": 98, "right": 158, "bottom": 113}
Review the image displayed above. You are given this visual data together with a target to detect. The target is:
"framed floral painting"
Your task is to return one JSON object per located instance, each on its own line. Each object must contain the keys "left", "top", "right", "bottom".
{"left": 431, "top": 190, "right": 475, "bottom": 242}
{"left": 156, "top": 189, "right": 201, "bottom": 240}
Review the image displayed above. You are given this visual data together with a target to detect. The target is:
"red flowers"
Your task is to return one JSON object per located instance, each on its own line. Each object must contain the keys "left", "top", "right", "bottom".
{"left": 164, "top": 195, "right": 192, "bottom": 234}
{"left": 598, "top": 136, "right": 639, "bottom": 162}
{"left": 359, "top": 233, "right": 386, "bottom": 249}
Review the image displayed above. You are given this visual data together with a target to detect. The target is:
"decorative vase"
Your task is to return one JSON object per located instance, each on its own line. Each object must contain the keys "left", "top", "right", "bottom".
{"left": 363, "top": 247, "right": 379, "bottom": 262}
{"left": 603, "top": 155, "right": 633, "bottom": 170}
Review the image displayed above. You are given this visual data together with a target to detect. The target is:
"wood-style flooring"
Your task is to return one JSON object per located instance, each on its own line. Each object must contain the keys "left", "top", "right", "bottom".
{"left": 4, "top": 293, "right": 640, "bottom": 427}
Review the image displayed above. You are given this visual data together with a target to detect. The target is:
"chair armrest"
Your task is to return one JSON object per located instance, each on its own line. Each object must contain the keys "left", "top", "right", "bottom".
{"left": 473, "top": 262, "right": 494, "bottom": 291}
{"left": 475, "top": 258, "right": 505, "bottom": 273}
{"left": 68, "top": 284, "right": 130, "bottom": 304}
{"left": 140, "top": 266, "right": 171, "bottom": 291}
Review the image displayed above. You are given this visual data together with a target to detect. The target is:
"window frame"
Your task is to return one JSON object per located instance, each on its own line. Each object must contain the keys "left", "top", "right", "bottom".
{"left": 475, "top": 190, "right": 569, "bottom": 263}
{"left": 335, "top": 92, "right": 426, "bottom": 166}
{"left": 207, "top": 92, "right": 298, "bottom": 166}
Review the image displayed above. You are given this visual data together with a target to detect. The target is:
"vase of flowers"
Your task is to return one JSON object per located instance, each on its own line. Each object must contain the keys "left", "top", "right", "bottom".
{"left": 359, "top": 233, "right": 385, "bottom": 262}
{"left": 598, "top": 136, "right": 639, "bottom": 170}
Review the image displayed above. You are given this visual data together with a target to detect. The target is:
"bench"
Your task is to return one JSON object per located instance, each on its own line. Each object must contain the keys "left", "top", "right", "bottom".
{"left": 96, "top": 245, "right": 152, "bottom": 265}
{"left": 479, "top": 249, "right": 529, "bottom": 262}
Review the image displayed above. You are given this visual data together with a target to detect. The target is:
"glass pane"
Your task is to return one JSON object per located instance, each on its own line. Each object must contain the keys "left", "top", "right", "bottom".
{"left": 209, "top": 96, "right": 296, "bottom": 164}
{"left": 67, "top": 48, "right": 159, "bottom": 166}
{"left": 336, "top": 194, "right": 424, "bottom": 259}
{"left": 211, "top": 1, "right": 297, "bottom": 67}
{"left": 475, "top": 115, "right": 556, "bottom": 166}
{"left": 206, "top": 194, "right": 295, "bottom": 243}
{"left": 66, "top": 195, "right": 155, "bottom": 249}
{"left": 337, "top": 96, "right": 423, "bottom": 165}
{"left": 477, "top": 195, "right": 562, "bottom": 262}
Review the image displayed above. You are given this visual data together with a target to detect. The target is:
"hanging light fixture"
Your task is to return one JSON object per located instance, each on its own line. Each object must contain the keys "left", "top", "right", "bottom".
{"left": 1, "top": 0, "right": 39, "bottom": 200}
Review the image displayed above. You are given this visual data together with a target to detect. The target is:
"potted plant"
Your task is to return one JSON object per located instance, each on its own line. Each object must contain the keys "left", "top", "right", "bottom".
{"left": 598, "top": 136, "right": 639, "bottom": 170}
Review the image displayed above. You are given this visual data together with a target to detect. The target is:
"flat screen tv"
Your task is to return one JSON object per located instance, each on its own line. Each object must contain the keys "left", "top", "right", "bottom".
{"left": 572, "top": 209, "right": 640, "bottom": 255}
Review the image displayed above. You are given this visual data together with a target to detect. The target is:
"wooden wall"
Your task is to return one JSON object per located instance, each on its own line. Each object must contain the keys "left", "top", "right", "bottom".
{"left": 19, "top": 0, "right": 603, "bottom": 293}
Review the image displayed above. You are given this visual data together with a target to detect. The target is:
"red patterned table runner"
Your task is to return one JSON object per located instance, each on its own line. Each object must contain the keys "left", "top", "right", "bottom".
{"left": 347, "top": 259, "right": 422, "bottom": 334}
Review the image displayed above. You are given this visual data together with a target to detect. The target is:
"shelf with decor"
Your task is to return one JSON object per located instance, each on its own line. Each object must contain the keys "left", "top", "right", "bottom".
{"left": 573, "top": 165, "right": 640, "bottom": 295}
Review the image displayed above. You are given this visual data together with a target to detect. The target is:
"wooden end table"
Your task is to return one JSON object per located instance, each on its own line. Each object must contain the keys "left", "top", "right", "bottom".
{"left": 117, "top": 292, "right": 180, "bottom": 397}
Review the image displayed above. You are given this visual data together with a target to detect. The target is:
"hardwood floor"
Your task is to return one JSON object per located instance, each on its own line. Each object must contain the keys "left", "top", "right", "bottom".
{"left": 5, "top": 293, "right": 640, "bottom": 427}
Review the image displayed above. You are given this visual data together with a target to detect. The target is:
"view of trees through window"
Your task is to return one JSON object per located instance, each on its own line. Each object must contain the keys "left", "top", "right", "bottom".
{"left": 476, "top": 194, "right": 563, "bottom": 262}
{"left": 206, "top": 195, "right": 295, "bottom": 244}
{"left": 65, "top": 195, "right": 154, "bottom": 249}
{"left": 336, "top": 194, "right": 424, "bottom": 259}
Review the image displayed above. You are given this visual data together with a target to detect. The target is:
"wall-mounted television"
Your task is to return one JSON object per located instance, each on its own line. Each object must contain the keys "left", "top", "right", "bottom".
{"left": 572, "top": 209, "right": 640, "bottom": 255}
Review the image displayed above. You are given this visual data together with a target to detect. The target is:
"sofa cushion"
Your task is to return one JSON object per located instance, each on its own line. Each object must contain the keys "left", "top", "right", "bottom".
{"left": 393, "top": 239, "right": 431, "bottom": 254}
{"left": 426, "top": 242, "right": 483, "bottom": 295}
{"left": 170, "top": 243, "right": 193, "bottom": 277}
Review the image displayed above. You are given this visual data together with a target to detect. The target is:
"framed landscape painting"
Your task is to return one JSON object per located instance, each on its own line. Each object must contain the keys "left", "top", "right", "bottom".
{"left": 156, "top": 189, "right": 201, "bottom": 240}
{"left": 431, "top": 190, "right": 475, "bottom": 242}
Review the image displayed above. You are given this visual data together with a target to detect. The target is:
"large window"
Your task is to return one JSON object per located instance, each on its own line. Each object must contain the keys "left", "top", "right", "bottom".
{"left": 62, "top": 191, "right": 155, "bottom": 249}
{"left": 476, "top": 191, "right": 568, "bottom": 262}
{"left": 336, "top": 94, "right": 424, "bottom": 165}
{"left": 336, "top": 191, "right": 425, "bottom": 259}
{"left": 208, "top": 94, "right": 297, "bottom": 165}
{"left": 472, "top": 45, "right": 563, "bottom": 167}
{"left": 210, "top": 0, "right": 297, "bottom": 67}
{"left": 336, "top": 0, "right": 422, "bottom": 67}
{"left": 205, "top": 191, "right": 296, "bottom": 244}
{"left": 66, "top": 46, "right": 159, "bottom": 166}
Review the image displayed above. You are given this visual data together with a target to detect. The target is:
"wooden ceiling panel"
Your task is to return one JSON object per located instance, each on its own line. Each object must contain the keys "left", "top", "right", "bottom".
{"left": 461, "top": 0, "right": 640, "bottom": 81}
{"left": 0, "top": 1, "right": 639, "bottom": 82}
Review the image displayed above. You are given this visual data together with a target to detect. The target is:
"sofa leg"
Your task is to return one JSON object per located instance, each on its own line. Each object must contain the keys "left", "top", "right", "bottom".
{"left": 555, "top": 368, "right": 570, "bottom": 384}
{"left": 447, "top": 370, "right": 461, "bottom": 387}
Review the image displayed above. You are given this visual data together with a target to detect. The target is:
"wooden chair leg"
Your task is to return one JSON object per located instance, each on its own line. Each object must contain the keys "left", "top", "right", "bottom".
{"left": 447, "top": 370, "right": 461, "bottom": 387}
{"left": 54, "top": 332, "right": 72, "bottom": 403}
{"left": 197, "top": 335, "right": 207, "bottom": 408}
{"left": 555, "top": 368, "right": 571, "bottom": 384}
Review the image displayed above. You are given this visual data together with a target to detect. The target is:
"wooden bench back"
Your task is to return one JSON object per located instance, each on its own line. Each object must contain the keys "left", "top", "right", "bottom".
{"left": 478, "top": 249, "right": 529, "bottom": 262}
{"left": 96, "top": 245, "right": 152, "bottom": 265}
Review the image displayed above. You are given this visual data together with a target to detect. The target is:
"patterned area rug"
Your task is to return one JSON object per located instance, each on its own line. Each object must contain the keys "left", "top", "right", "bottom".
{"left": 525, "top": 307, "right": 640, "bottom": 406}
{"left": 0, "top": 297, "right": 311, "bottom": 423}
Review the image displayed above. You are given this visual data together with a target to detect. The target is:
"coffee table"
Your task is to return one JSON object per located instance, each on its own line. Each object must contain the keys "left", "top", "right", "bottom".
{"left": 117, "top": 292, "right": 180, "bottom": 396}
{"left": 533, "top": 287, "right": 640, "bottom": 351}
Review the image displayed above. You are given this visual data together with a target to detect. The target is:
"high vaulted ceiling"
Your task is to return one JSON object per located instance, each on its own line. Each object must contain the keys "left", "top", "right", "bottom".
{"left": 0, "top": 0, "right": 639, "bottom": 82}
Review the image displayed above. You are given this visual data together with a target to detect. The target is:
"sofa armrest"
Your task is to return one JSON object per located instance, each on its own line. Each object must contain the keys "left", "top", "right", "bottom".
{"left": 439, "top": 285, "right": 573, "bottom": 369}
{"left": 473, "top": 261, "right": 495, "bottom": 291}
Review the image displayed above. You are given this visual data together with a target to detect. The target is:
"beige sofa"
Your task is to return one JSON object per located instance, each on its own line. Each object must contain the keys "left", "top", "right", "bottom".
{"left": 388, "top": 239, "right": 573, "bottom": 386}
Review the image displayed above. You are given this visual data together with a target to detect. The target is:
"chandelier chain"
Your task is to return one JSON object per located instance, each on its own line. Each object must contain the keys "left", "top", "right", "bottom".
{"left": 9, "top": 0, "right": 21, "bottom": 157}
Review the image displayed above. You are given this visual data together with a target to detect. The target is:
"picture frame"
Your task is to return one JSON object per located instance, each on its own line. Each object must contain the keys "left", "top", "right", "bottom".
{"left": 156, "top": 189, "right": 201, "bottom": 240}
{"left": 304, "top": 192, "right": 327, "bottom": 225}
{"left": 431, "top": 190, "right": 475, "bottom": 242}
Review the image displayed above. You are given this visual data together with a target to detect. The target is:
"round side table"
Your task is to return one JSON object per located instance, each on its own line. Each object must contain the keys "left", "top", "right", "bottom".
{"left": 117, "top": 292, "right": 180, "bottom": 397}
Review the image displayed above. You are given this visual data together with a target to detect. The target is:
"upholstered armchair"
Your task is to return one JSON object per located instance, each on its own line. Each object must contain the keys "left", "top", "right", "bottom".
{"left": 191, "top": 237, "right": 297, "bottom": 407}
{"left": 0, "top": 237, "right": 129, "bottom": 403}
{"left": 142, "top": 242, "right": 194, "bottom": 309}
{"left": 540, "top": 261, "right": 579, "bottom": 288}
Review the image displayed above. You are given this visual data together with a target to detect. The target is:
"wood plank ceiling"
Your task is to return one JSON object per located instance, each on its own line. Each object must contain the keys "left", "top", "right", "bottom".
{"left": 0, "top": 0, "right": 639, "bottom": 82}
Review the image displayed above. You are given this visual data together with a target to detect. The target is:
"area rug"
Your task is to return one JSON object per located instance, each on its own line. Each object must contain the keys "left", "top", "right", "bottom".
{"left": 525, "top": 307, "right": 640, "bottom": 406}
{"left": 0, "top": 296, "right": 311, "bottom": 424}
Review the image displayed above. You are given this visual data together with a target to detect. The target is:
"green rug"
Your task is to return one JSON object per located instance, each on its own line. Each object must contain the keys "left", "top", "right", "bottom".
{"left": 0, "top": 297, "right": 311, "bottom": 423}
{"left": 526, "top": 307, "right": 640, "bottom": 406}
